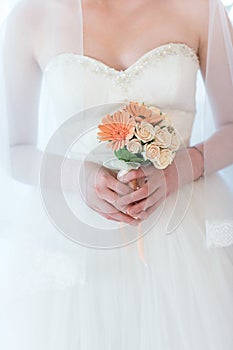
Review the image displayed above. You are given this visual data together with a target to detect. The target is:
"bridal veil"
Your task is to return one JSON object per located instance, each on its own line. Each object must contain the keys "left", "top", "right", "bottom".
{"left": 0, "top": 0, "right": 233, "bottom": 248}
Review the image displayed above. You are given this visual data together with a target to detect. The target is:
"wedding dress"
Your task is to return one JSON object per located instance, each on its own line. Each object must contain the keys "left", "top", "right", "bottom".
{"left": 1, "top": 43, "right": 233, "bottom": 350}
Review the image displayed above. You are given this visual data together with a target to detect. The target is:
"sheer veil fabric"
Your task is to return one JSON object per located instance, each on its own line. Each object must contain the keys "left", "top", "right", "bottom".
{"left": 0, "top": 0, "right": 232, "bottom": 246}
{"left": 0, "top": 0, "right": 84, "bottom": 227}
{"left": 203, "top": 0, "right": 233, "bottom": 246}
{"left": 0, "top": 1, "right": 233, "bottom": 350}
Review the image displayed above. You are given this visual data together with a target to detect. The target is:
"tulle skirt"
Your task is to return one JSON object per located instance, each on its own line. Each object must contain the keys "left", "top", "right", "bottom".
{"left": 0, "top": 173, "right": 233, "bottom": 350}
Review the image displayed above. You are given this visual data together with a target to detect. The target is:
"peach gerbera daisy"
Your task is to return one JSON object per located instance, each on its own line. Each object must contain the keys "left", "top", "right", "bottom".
{"left": 98, "top": 110, "right": 136, "bottom": 151}
{"left": 126, "top": 102, "right": 152, "bottom": 121}
{"left": 126, "top": 101, "right": 164, "bottom": 125}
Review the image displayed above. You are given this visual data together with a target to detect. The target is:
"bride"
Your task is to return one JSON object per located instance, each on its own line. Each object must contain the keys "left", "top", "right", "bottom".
{"left": 1, "top": 0, "right": 233, "bottom": 349}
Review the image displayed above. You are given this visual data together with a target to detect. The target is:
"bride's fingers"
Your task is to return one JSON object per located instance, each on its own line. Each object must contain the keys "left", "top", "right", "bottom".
{"left": 116, "top": 185, "right": 149, "bottom": 207}
{"left": 95, "top": 182, "right": 130, "bottom": 212}
{"left": 98, "top": 189, "right": 128, "bottom": 213}
{"left": 136, "top": 196, "right": 165, "bottom": 221}
{"left": 91, "top": 194, "right": 141, "bottom": 224}
{"left": 99, "top": 213, "right": 120, "bottom": 222}
{"left": 106, "top": 176, "right": 133, "bottom": 196}
{"left": 101, "top": 211, "right": 141, "bottom": 225}
{"left": 117, "top": 168, "right": 145, "bottom": 182}
{"left": 96, "top": 202, "right": 141, "bottom": 225}
{"left": 87, "top": 191, "right": 135, "bottom": 224}
{"left": 116, "top": 181, "right": 158, "bottom": 207}
{"left": 87, "top": 192, "right": 120, "bottom": 215}
{"left": 96, "top": 187, "right": 119, "bottom": 204}
{"left": 92, "top": 171, "right": 132, "bottom": 197}
{"left": 118, "top": 166, "right": 162, "bottom": 183}
{"left": 126, "top": 187, "right": 165, "bottom": 216}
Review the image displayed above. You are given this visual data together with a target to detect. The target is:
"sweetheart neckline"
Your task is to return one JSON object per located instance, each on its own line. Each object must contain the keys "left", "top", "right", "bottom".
{"left": 43, "top": 42, "right": 200, "bottom": 74}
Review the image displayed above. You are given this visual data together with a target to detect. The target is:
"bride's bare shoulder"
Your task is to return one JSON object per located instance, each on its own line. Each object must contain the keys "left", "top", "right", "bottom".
{"left": 181, "top": 0, "right": 209, "bottom": 34}
{"left": 178, "top": 0, "right": 209, "bottom": 73}
{"left": 187, "top": 0, "right": 209, "bottom": 47}
{"left": 175, "top": 0, "right": 209, "bottom": 45}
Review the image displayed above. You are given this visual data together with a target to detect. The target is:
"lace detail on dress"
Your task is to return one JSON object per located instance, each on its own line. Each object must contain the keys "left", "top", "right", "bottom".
{"left": 206, "top": 220, "right": 233, "bottom": 248}
{"left": 44, "top": 43, "right": 199, "bottom": 91}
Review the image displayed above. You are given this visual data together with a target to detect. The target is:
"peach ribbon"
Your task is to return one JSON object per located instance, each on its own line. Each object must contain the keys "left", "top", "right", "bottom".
{"left": 119, "top": 222, "right": 147, "bottom": 266}
{"left": 119, "top": 178, "right": 147, "bottom": 266}
{"left": 130, "top": 179, "right": 147, "bottom": 265}
{"left": 137, "top": 223, "right": 147, "bottom": 265}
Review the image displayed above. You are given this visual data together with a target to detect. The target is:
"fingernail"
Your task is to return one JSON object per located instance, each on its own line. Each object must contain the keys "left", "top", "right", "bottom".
{"left": 127, "top": 208, "right": 134, "bottom": 215}
{"left": 131, "top": 207, "right": 141, "bottom": 215}
{"left": 128, "top": 209, "right": 139, "bottom": 216}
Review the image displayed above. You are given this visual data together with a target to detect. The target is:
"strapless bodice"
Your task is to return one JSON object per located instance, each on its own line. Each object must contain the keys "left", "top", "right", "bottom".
{"left": 39, "top": 43, "right": 199, "bottom": 149}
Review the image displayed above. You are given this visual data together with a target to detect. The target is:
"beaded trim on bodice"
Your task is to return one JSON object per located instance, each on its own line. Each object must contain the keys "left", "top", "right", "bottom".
{"left": 44, "top": 43, "right": 200, "bottom": 91}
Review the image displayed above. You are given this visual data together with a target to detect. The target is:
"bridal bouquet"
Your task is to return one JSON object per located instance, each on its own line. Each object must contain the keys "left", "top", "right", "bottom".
{"left": 97, "top": 102, "right": 180, "bottom": 179}
{"left": 97, "top": 102, "right": 180, "bottom": 263}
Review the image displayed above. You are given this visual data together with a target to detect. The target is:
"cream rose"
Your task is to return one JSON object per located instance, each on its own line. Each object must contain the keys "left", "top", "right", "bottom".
{"left": 144, "top": 142, "right": 160, "bottom": 161}
{"left": 126, "top": 139, "right": 143, "bottom": 153}
{"left": 170, "top": 132, "right": 180, "bottom": 151}
{"left": 153, "top": 149, "right": 174, "bottom": 169}
{"left": 135, "top": 122, "right": 155, "bottom": 142}
{"left": 154, "top": 127, "right": 172, "bottom": 148}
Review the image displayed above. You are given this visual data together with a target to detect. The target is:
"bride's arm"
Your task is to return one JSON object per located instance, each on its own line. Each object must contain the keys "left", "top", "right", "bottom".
{"left": 4, "top": 3, "right": 87, "bottom": 189}
{"left": 197, "top": 3, "right": 233, "bottom": 175}
{"left": 117, "top": 1, "right": 233, "bottom": 219}
{"left": 3, "top": 2, "right": 135, "bottom": 224}
{"left": 4, "top": 2, "right": 43, "bottom": 186}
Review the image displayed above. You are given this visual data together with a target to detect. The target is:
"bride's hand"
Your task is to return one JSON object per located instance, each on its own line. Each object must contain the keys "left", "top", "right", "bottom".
{"left": 116, "top": 147, "right": 204, "bottom": 220}
{"left": 116, "top": 165, "right": 173, "bottom": 220}
{"left": 84, "top": 162, "right": 141, "bottom": 225}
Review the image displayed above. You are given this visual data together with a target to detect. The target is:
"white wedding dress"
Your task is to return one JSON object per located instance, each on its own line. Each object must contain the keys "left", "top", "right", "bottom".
{"left": 1, "top": 43, "right": 233, "bottom": 350}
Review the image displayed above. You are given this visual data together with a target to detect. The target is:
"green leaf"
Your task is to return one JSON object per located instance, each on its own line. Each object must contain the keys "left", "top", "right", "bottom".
{"left": 114, "top": 147, "right": 144, "bottom": 163}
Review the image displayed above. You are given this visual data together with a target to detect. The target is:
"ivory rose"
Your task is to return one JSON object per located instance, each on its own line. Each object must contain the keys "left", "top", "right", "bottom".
{"left": 144, "top": 142, "right": 160, "bottom": 161}
{"left": 135, "top": 122, "right": 155, "bottom": 142}
{"left": 153, "top": 149, "right": 174, "bottom": 169}
{"left": 126, "top": 139, "right": 143, "bottom": 153}
{"left": 154, "top": 127, "right": 172, "bottom": 148}
{"left": 98, "top": 101, "right": 180, "bottom": 172}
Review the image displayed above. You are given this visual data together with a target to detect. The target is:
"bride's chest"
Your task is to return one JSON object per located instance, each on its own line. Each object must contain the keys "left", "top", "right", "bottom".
{"left": 43, "top": 43, "right": 199, "bottom": 118}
